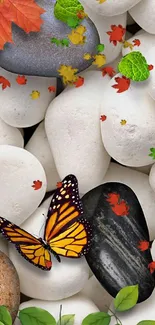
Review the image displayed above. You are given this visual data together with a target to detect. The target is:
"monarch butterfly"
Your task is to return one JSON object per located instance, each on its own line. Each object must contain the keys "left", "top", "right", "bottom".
{"left": 0, "top": 174, "right": 92, "bottom": 271}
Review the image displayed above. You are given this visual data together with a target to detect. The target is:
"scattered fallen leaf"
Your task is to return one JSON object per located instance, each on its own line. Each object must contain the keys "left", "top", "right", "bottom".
{"left": 32, "top": 180, "right": 42, "bottom": 190}
{"left": 83, "top": 53, "right": 92, "bottom": 60}
{"left": 133, "top": 39, "right": 141, "bottom": 47}
{"left": 149, "top": 148, "right": 155, "bottom": 159}
{"left": 118, "top": 51, "right": 150, "bottom": 81}
{"left": 58, "top": 65, "right": 78, "bottom": 85}
{"left": 16, "top": 75, "right": 27, "bottom": 85}
{"left": 148, "top": 64, "right": 154, "bottom": 71}
{"left": 106, "top": 192, "right": 129, "bottom": 216}
{"left": 61, "top": 38, "right": 70, "bottom": 47}
{"left": 102, "top": 66, "right": 115, "bottom": 77}
{"left": 68, "top": 25, "right": 86, "bottom": 45}
{"left": 30, "top": 90, "right": 40, "bottom": 99}
{"left": 51, "top": 37, "right": 60, "bottom": 46}
{"left": 138, "top": 240, "right": 150, "bottom": 251}
{"left": 123, "top": 40, "right": 133, "bottom": 51}
{"left": 77, "top": 10, "right": 87, "bottom": 19}
{"left": 112, "top": 76, "right": 130, "bottom": 93}
{"left": 96, "top": 0, "right": 106, "bottom": 3}
{"left": 48, "top": 86, "right": 56, "bottom": 92}
{"left": 120, "top": 119, "right": 127, "bottom": 125}
{"left": 107, "top": 24, "right": 126, "bottom": 46}
{"left": 148, "top": 261, "right": 155, "bottom": 274}
{"left": 0, "top": 0, "right": 45, "bottom": 50}
{"left": 93, "top": 54, "right": 106, "bottom": 68}
{"left": 51, "top": 37, "right": 69, "bottom": 47}
{"left": 57, "top": 181, "right": 62, "bottom": 188}
{"left": 100, "top": 115, "right": 107, "bottom": 121}
{"left": 96, "top": 43, "right": 105, "bottom": 53}
{"left": 0, "top": 76, "right": 11, "bottom": 89}
{"left": 73, "top": 76, "right": 84, "bottom": 87}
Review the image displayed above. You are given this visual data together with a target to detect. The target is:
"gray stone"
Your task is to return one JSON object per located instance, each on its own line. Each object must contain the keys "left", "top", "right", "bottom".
{"left": 0, "top": 0, "right": 100, "bottom": 77}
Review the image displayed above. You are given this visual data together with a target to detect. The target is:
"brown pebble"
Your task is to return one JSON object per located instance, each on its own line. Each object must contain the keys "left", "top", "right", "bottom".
{"left": 0, "top": 251, "right": 20, "bottom": 322}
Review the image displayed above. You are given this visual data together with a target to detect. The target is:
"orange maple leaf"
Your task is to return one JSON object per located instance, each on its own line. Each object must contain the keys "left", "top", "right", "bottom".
{"left": 148, "top": 64, "right": 154, "bottom": 71}
{"left": 106, "top": 192, "right": 129, "bottom": 216}
{"left": 102, "top": 66, "right": 116, "bottom": 78}
{"left": 133, "top": 39, "right": 141, "bottom": 47}
{"left": 32, "top": 180, "right": 42, "bottom": 190}
{"left": 0, "top": 76, "right": 11, "bottom": 89}
{"left": 148, "top": 261, "right": 155, "bottom": 274}
{"left": 48, "top": 86, "right": 56, "bottom": 92}
{"left": 138, "top": 240, "right": 150, "bottom": 251}
{"left": 16, "top": 75, "right": 27, "bottom": 85}
{"left": 73, "top": 76, "right": 84, "bottom": 88}
{"left": 100, "top": 115, "right": 107, "bottom": 121}
{"left": 57, "top": 181, "right": 62, "bottom": 188}
{"left": 112, "top": 76, "right": 130, "bottom": 93}
{"left": 107, "top": 24, "right": 126, "bottom": 46}
{"left": 0, "top": 0, "right": 45, "bottom": 50}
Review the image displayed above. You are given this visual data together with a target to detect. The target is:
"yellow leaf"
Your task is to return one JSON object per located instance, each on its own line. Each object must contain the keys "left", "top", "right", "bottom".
{"left": 92, "top": 54, "right": 106, "bottom": 68}
{"left": 83, "top": 53, "right": 92, "bottom": 60}
{"left": 68, "top": 25, "right": 86, "bottom": 45}
{"left": 97, "top": 0, "right": 106, "bottom": 3}
{"left": 120, "top": 119, "right": 127, "bottom": 125}
{"left": 58, "top": 65, "right": 78, "bottom": 84}
{"left": 123, "top": 41, "right": 134, "bottom": 51}
{"left": 30, "top": 90, "right": 40, "bottom": 100}
{"left": 75, "top": 25, "right": 86, "bottom": 35}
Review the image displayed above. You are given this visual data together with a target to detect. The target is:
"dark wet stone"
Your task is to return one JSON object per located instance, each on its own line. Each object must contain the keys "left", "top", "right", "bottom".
{"left": 0, "top": 0, "right": 99, "bottom": 77}
{"left": 82, "top": 182, "right": 155, "bottom": 303}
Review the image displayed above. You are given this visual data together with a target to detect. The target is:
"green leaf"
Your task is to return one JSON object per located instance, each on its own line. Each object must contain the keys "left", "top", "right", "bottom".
{"left": 19, "top": 307, "right": 56, "bottom": 325}
{"left": 114, "top": 284, "right": 139, "bottom": 312}
{"left": 149, "top": 148, "right": 155, "bottom": 159}
{"left": 118, "top": 51, "right": 150, "bottom": 81}
{"left": 57, "top": 315, "right": 75, "bottom": 325}
{"left": 137, "top": 320, "right": 155, "bottom": 325}
{"left": 61, "top": 38, "right": 70, "bottom": 47}
{"left": 67, "top": 16, "right": 80, "bottom": 28}
{"left": 82, "top": 312, "right": 111, "bottom": 325}
{"left": 51, "top": 38, "right": 61, "bottom": 46}
{"left": 54, "top": 0, "right": 84, "bottom": 25}
{"left": 0, "top": 306, "right": 12, "bottom": 325}
{"left": 97, "top": 44, "right": 105, "bottom": 53}
{"left": 0, "top": 322, "right": 5, "bottom": 325}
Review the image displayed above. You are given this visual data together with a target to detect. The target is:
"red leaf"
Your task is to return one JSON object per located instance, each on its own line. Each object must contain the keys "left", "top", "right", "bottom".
{"left": 106, "top": 192, "right": 129, "bottom": 216}
{"left": 0, "top": 76, "right": 11, "bottom": 89}
{"left": 48, "top": 86, "right": 56, "bottom": 92}
{"left": 32, "top": 180, "right": 42, "bottom": 190}
{"left": 106, "top": 24, "right": 126, "bottom": 46}
{"left": 102, "top": 66, "right": 116, "bottom": 78}
{"left": 100, "top": 115, "right": 107, "bottom": 122}
{"left": 133, "top": 39, "right": 141, "bottom": 47}
{"left": 57, "top": 181, "right": 62, "bottom": 189}
{"left": 148, "top": 64, "right": 154, "bottom": 71}
{"left": 148, "top": 261, "right": 155, "bottom": 274}
{"left": 0, "top": 0, "right": 45, "bottom": 50}
{"left": 73, "top": 76, "right": 84, "bottom": 88}
{"left": 138, "top": 240, "right": 150, "bottom": 251}
{"left": 16, "top": 75, "right": 27, "bottom": 85}
{"left": 112, "top": 76, "right": 130, "bottom": 93}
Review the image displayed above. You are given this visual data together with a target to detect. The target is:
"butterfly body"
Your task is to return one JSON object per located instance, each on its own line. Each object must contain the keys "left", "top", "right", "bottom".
{"left": 0, "top": 175, "right": 91, "bottom": 270}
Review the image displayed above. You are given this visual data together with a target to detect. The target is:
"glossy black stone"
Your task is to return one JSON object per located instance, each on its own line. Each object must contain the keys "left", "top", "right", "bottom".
{"left": 82, "top": 182, "right": 155, "bottom": 303}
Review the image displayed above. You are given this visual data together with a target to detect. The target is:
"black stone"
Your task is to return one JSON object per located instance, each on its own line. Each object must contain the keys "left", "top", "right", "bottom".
{"left": 82, "top": 182, "right": 155, "bottom": 303}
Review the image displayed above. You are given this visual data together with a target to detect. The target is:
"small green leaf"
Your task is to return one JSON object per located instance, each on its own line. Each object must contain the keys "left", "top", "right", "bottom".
{"left": 114, "top": 284, "right": 139, "bottom": 312}
{"left": 97, "top": 44, "right": 105, "bottom": 53}
{"left": 0, "top": 322, "right": 5, "bottom": 325}
{"left": 0, "top": 306, "right": 12, "bottom": 325}
{"left": 149, "top": 148, "right": 155, "bottom": 159}
{"left": 54, "top": 0, "right": 84, "bottom": 25}
{"left": 19, "top": 307, "right": 56, "bottom": 325}
{"left": 118, "top": 51, "right": 150, "bottom": 81}
{"left": 82, "top": 312, "right": 111, "bottom": 325}
{"left": 61, "top": 39, "right": 70, "bottom": 47}
{"left": 57, "top": 315, "right": 75, "bottom": 325}
{"left": 137, "top": 320, "right": 155, "bottom": 325}
{"left": 51, "top": 38, "right": 60, "bottom": 46}
{"left": 67, "top": 16, "right": 80, "bottom": 28}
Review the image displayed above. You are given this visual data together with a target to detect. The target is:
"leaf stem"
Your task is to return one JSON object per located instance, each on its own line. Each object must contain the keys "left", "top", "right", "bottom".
{"left": 105, "top": 305, "right": 123, "bottom": 325}
{"left": 59, "top": 305, "right": 62, "bottom": 325}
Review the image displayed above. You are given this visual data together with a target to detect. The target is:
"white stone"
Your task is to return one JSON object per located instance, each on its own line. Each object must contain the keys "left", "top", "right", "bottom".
{"left": 122, "top": 31, "right": 155, "bottom": 59}
{"left": 100, "top": 73, "right": 154, "bottom": 167}
{"left": 9, "top": 205, "right": 90, "bottom": 300}
{"left": 80, "top": 0, "right": 142, "bottom": 16}
{"left": 80, "top": 1, "right": 127, "bottom": 64}
{"left": 81, "top": 275, "right": 113, "bottom": 311}
{"left": 129, "top": 0, "right": 155, "bottom": 34}
{"left": 145, "top": 47, "right": 155, "bottom": 100}
{"left": 45, "top": 71, "right": 111, "bottom": 194}
{"left": 149, "top": 164, "right": 155, "bottom": 194}
{"left": 0, "top": 235, "right": 8, "bottom": 256}
{"left": 0, "top": 67, "right": 56, "bottom": 127}
{"left": 14, "top": 294, "right": 99, "bottom": 325}
{"left": 0, "top": 145, "right": 46, "bottom": 225}
{"left": 103, "top": 163, "right": 155, "bottom": 240}
{"left": 25, "top": 121, "right": 60, "bottom": 192}
{"left": 0, "top": 117, "right": 24, "bottom": 147}
{"left": 131, "top": 164, "right": 153, "bottom": 175}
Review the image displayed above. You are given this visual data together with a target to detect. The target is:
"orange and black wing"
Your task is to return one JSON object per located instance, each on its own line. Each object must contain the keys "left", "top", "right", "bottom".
{"left": 0, "top": 217, "right": 52, "bottom": 270}
{"left": 44, "top": 174, "right": 92, "bottom": 258}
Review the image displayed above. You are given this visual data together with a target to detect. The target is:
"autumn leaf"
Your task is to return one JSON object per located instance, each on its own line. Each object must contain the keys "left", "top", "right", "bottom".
{"left": 16, "top": 75, "right": 27, "bottom": 85}
{"left": 92, "top": 54, "right": 106, "bottom": 68}
{"left": 0, "top": 0, "right": 45, "bottom": 50}
{"left": 148, "top": 261, "right": 155, "bottom": 274}
{"left": 83, "top": 53, "right": 92, "bottom": 60}
{"left": 77, "top": 10, "right": 87, "bottom": 19}
{"left": 120, "top": 119, "right": 127, "bottom": 125}
{"left": 73, "top": 76, "right": 84, "bottom": 88}
{"left": 30, "top": 90, "right": 40, "bottom": 99}
{"left": 106, "top": 192, "right": 129, "bottom": 216}
{"left": 68, "top": 25, "right": 86, "bottom": 45}
{"left": 102, "top": 66, "right": 115, "bottom": 77}
{"left": 133, "top": 39, "right": 141, "bottom": 47}
{"left": 96, "top": 0, "right": 106, "bottom": 3}
{"left": 138, "top": 240, "right": 150, "bottom": 251}
{"left": 148, "top": 64, "right": 154, "bottom": 71}
{"left": 48, "top": 86, "right": 56, "bottom": 92}
{"left": 123, "top": 40, "right": 133, "bottom": 51}
{"left": 57, "top": 181, "right": 62, "bottom": 188}
{"left": 112, "top": 76, "right": 130, "bottom": 93}
{"left": 107, "top": 24, "right": 126, "bottom": 46}
{"left": 58, "top": 65, "right": 78, "bottom": 85}
{"left": 100, "top": 115, "right": 107, "bottom": 121}
{"left": 32, "top": 180, "right": 42, "bottom": 190}
{"left": 0, "top": 75, "right": 11, "bottom": 89}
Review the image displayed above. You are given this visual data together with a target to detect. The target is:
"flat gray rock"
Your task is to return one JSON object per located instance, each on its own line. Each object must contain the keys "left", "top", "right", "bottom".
{"left": 0, "top": 0, "right": 99, "bottom": 77}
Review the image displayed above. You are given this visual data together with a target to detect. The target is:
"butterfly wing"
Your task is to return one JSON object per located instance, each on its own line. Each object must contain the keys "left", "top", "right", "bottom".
{"left": 0, "top": 217, "right": 52, "bottom": 270}
{"left": 44, "top": 174, "right": 92, "bottom": 258}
